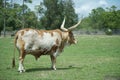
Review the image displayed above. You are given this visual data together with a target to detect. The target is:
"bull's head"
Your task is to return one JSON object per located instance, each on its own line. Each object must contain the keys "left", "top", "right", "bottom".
{"left": 60, "top": 18, "right": 82, "bottom": 45}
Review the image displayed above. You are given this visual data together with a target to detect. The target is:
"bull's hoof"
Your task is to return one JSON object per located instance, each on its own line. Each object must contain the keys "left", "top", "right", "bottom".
{"left": 51, "top": 67, "right": 56, "bottom": 70}
{"left": 18, "top": 69, "right": 26, "bottom": 73}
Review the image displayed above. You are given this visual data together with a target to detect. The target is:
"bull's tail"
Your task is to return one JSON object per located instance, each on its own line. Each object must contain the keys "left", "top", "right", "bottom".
{"left": 12, "top": 46, "right": 15, "bottom": 68}
{"left": 12, "top": 34, "right": 18, "bottom": 68}
{"left": 12, "top": 57, "right": 15, "bottom": 68}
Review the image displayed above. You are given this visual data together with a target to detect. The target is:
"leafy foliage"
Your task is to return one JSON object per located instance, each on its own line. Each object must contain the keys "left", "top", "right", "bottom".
{"left": 0, "top": 0, "right": 78, "bottom": 36}
{"left": 40, "top": 0, "right": 78, "bottom": 29}
{"left": 80, "top": 6, "right": 120, "bottom": 34}
{"left": 0, "top": 0, "right": 120, "bottom": 36}
{"left": 0, "top": 0, "right": 39, "bottom": 32}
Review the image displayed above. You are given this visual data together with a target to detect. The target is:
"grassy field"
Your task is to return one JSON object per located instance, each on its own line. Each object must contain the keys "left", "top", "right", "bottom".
{"left": 0, "top": 35, "right": 120, "bottom": 80}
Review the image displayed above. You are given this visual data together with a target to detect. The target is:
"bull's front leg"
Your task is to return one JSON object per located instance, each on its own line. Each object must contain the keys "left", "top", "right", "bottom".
{"left": 50, "top": 55, "right": 56, "bottom": 70}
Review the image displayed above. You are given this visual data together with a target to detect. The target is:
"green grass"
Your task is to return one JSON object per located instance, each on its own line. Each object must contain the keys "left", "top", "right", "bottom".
{"left": 0, "top": 35, "right": 120, "bottom": 80}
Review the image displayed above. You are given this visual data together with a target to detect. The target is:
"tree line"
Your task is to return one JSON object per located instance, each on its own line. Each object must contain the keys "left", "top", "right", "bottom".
{"left": 0, "top": 0, "right": 120, "bottom": 36}
{"left": 0, "top": 0, "right": 78, "bottom": 36}
{"left": 79, "top": 6, "right": 120, "bottom": 34}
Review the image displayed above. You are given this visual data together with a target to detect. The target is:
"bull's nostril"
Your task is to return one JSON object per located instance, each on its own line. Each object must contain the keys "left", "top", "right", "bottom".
{"left": 74, "top": 40, "right": 77, "bottom": 44}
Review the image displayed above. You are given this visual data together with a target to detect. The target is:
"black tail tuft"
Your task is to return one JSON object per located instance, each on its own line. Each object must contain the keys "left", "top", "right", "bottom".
{"left": 12, "top": 58, "right": 15, "bottom": 68}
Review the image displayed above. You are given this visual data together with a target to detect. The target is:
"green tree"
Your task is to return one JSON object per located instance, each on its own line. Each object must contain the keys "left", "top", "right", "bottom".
{"left": 0, "top": 0, "right": 4, "bottom": 36}
{"left": 64, "top": 0, "right": 78, "bottom": 28}
{"left": 82, "top": 5, "right": 120, "bottom": 34}
{"left": 22, "top": 0, "right": 32, "bottom": 28}
{"left": 35, "top": 2, "right": 44, "bottom": 29}
{"left": 35, "top": 3, "right": 44, "bottom": 17}
{"left": 24, "top": 11, "right": 37, "bottom": 28}
{"left": 105, "top": 5, "right": 120, "bottom": 29}
{"left": 40, "top": 0, "right": 78, "bottom": 29}
{"left": 89, "top": 7, "right": 105, "bottom": 30}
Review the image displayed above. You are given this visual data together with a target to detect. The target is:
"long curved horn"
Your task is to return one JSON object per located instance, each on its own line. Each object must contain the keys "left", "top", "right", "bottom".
{"left": 68, "top": 20, "right": 82, "bottom": 30}
{"left": 60, "top": 18, "right": 68, "bottom": 31}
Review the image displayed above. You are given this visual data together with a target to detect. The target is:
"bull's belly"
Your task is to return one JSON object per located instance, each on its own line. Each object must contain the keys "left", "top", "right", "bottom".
{"left": 25, "top": 49, "right": 51, "bottom": 60}
{"left": 25, "top": 45, "right": 60, "bottom": 60}
{"left": 25, "top": 49, "right": 49, "bottom": 55}
{"left": 23, "top": 39, "right": 60, "bottom": 59}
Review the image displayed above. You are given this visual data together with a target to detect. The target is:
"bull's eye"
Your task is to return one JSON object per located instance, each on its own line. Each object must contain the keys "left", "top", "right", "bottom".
{"left": 28, "top": 46, "right": 32, "bottom": 49}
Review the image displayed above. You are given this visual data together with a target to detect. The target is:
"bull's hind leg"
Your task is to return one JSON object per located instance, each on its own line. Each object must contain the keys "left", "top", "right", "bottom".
{"left": 18, "top": 49, "right": 26, "bottom": 73}
{"left": 50, "top": 55, "right": 56, "bottom": 70}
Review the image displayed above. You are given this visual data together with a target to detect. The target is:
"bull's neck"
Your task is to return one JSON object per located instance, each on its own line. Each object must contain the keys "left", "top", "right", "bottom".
{"left": 61, "top": 31, "right": 69, "bottom": 45}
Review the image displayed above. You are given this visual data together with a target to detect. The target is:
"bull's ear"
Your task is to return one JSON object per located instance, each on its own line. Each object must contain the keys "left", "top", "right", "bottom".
{"left": 60, "top": 18, "right": 68, "bottom": 31}
{"left": 68, "top": 20, "right": 82, "bottom": 31}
